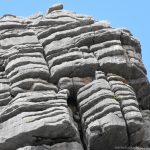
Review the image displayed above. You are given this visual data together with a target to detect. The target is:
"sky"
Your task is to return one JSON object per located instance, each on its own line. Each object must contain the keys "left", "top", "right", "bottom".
{"left": 0, "top": 0, "right": 150, "bottom": 80}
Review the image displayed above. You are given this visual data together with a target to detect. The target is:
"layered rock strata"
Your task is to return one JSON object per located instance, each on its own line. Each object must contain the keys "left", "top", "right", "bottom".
{"left": 77, "top": 72, "right": 143, "bottom": 150}
{"left": 0, "top": 3, "right": 149, "bottom": 150}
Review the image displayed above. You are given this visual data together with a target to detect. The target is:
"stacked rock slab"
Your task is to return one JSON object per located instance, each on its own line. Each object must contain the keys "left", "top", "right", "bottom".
{"left": 107, "top": 73, "right": 143, "bottom": 145}
{"left": 0, "top": 12, "right": 83, "bottom": 150}
{"left": 17, "top": 142, "right": 83, "bottom": 150}
{"left": 77, "top": 71, "right": 143, "bottom": 150}
{"left": 28, "top": 4, "right": 150, "bottom": 108}
{"left": 0, "top": 3, "right": 149, "bottom": 150}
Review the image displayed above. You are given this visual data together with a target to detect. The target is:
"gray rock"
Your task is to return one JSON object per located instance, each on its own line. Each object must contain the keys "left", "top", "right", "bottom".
{"left": 85, "top": 113, "right": 128, "bottom": 150}
{"left": 0, "top": 83, "right": 11, "bottom": 106}
{"left": 29, "top": 17, "right": 77, "bottom": 27}
{"left": 0, "top": 91, "right": 80, "bottom": 150}
{"left": 0, "top": 36, "right": 39, "bottom": 49}
{"left": 58, "top": 77, "right": 93, "bottom": 96}
{"left": 38, "top": 20, "right": 94, "bottom": 40}
{"left": 90, "top": 40, "right": 121, "bottom": 52}
{"left": 40, "top": 22, "right": 110, "bottom": 47}
{"left": 48, "top": 51, "right": 83, "bottom": 68}
{"left": 47, "top": 4, "right": 63, "bottom": 14}
{"left": 77, "top": 79, "right": 111, "bottom": 102}
{"left": 0, "top": 4, "right": 149, "bottom": 150}
{"left": 50, "top": 58, "right": 98, "bottom": 83}
{"left": 0, "top": 14, "right": 24, "bottom": 23}
{"left": 141, "top": 110, "right": 150, "bottom": 147}
{"left": 107, "top": 73, "right": 143, "bottom": 145}
{"left": 44, "top": 37, "right": 74, "bottom": 56}
{"left": 0, "top": 22, "right": 25, "bottom": 30}
{"left": 17, "top": 142, "right": 83, "bottom": 150}
{"left": 77, "top": 77, "right": 128, "bottom": 150}
{"left": 94, "top": 45, "right": 124, "bottom": 59}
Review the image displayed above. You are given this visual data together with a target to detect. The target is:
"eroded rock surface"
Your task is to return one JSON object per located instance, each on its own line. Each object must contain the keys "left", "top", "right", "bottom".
{"left": 0, "top": 3, "right": 149, "bottom": 150}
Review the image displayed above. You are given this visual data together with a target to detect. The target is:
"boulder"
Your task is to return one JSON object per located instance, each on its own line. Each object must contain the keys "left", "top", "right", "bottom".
{"left": 47, "top": 4, "right": 63, "bottom": 14}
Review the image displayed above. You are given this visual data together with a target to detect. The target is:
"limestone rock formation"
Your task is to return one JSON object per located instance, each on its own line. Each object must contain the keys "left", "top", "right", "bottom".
{"left": 0, "top": 3, "right": 150, "bottom": 150}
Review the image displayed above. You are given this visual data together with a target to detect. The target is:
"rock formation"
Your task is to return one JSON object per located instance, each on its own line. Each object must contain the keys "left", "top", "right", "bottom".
{"left": 0, "top": 3, "right": 150, "bottom": 150}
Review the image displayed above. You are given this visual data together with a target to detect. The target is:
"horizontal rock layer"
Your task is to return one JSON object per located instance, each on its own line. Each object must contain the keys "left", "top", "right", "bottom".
{"left": 17, "top": 142, "right": 83, "bottom": 150}
{"left": 0, "top": 90, "right": 83, "bottom": 150}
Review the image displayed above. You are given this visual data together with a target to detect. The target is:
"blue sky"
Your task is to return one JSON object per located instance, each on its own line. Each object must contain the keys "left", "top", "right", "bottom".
{"left": 0, "top": 0, "right": 150, "bottom": 80}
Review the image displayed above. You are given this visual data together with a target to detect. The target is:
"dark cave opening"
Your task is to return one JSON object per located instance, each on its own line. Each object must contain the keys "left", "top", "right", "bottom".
{"left": 67, "top": 95, "right": 86, "bottom": 150}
